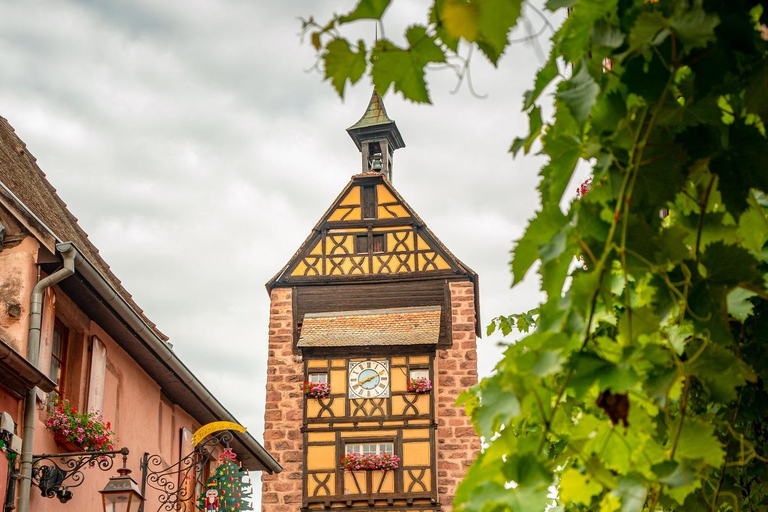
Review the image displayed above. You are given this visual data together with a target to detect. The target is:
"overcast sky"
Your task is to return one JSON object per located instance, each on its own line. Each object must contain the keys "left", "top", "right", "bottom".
{"left": 0, "top": 0, "right": 581, "bottom": 490}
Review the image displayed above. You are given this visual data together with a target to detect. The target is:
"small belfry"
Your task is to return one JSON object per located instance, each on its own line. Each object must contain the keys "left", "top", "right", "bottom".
{"left": 346, "top": 89, "right": 405, "bottom": 181}
{"left": 261, "top": 91, "right": 480, "bottom": 512}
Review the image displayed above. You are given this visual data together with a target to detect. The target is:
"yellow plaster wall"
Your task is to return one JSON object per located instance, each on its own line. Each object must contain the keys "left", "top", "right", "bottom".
{"left": 403, "top": 442, "right": 431, "bottom": 466}
{"left": 308, "top": 432, "right": 335, "bottom": 442}
{"left": 307, "top": 445, "right": 337, "bottom": 470}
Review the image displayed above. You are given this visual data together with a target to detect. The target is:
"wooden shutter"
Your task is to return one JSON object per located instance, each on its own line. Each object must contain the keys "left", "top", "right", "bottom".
{"left": 87, "top": 336, "right": 107, "bottom": 413}
{"left": 362, "top": 186, "right": 376, "bottom": 219}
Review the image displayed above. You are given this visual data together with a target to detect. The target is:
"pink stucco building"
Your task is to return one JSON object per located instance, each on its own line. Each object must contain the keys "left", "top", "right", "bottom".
{"left": 0, "top": 115, "right": 280, "bottom": 512}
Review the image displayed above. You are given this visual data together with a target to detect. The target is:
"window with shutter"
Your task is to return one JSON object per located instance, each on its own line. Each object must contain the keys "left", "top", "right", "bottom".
{"left": 87, "top": 336, "right": 107, "bottom": 413}
{"left": 362, "top": 185, "right": 376, "bottom": 219}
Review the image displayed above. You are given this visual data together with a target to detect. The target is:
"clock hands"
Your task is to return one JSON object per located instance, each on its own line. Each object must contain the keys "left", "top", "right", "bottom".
{"left": 359, "top": 370, "right": 385, "bottom": 386}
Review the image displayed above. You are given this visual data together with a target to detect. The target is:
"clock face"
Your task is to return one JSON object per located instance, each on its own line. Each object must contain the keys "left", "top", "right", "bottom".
{"left": 348, "top": 360, "right": 390, "bottom": 399}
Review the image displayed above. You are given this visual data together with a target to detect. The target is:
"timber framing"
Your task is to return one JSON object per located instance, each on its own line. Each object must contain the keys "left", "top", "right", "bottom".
{"left": 265, "top": 173, "right": 480, "bottom": 335}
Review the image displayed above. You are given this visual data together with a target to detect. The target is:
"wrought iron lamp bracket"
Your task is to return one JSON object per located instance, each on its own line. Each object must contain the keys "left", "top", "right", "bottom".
{"left": 31, "top": 447, "right": 128, "bottom": 503}
{"left": 139, "top": 430, "right": 234, "bottom": 512}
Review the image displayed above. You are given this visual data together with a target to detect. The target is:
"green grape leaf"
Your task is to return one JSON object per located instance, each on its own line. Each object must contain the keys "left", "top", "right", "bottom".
{"left": 370, "top": 27, "right": 445, "bottom": 103}
{"left": 560, "top": 468, "right": 603, "bottom": 505}
{"left": 475, "top": 0, "right": 523, "bottom": 65}
{"left": 700, "top": 242, "right": 763, "bottom": 287}
{"left": 405, "top": 25, "right": 447, "bottom": 64}
{"left": 339, "top": 0, "right": 392, "bottom": 23}
{"left": 474, "top": 373, "right": 521, "bottom": 438}
{"left": 547, "top": 0, "right": 577, "bottom": 8}
{"left": 727, "top": 287, "right": 757, "bottom": 322}
{"left": 737, "top": 194, "right": 768, "bottom": 257}
{"left": 745, "top": 57, "right": 768, "bottom": 123}
{"left": 674, "top": 419, "right": 725, "bottom": 467}
{"left": 670, "top": 4, "right": 719, "bottom": 54}
{"left": 558, "top": 63, "right": 600, "bottom": 124}
{"left": 532, "top": 350, "right": 564, "bottom": 377}
{"left": 524, "top": 52, "right": 559, "bottom": 109}
{"left": 510, "top": 106, "right": 543, "bottom": 156}
{"left": 511, "top": 204, "right": 568, "bottom": 284}
{"left": 323, "top": 39, "right": 367, "bottom": 98}
{"left": 557, "top": 0, "right": 618, "bottom": 63}
{"left": 686, "top": 340, "right": 755, "bottom": 402}
{"left": 626, "top": 11, "right": 668, "bottom": 52}
{"left": 615, "top": 476, "right": 648, "bottom": 512}
{"left": 440, "top": 0, "right": 480, "bottom": 41}
{"left": 710, "top": 122, "right": 768, "bottom": 214}
{"left": 592, "top": 19, "right": 625, "bottom": 49}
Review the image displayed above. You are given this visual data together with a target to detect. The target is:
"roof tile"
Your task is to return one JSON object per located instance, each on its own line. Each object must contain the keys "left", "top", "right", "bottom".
{"left": 298, "top": 306, "right": 441, "bottom": 347}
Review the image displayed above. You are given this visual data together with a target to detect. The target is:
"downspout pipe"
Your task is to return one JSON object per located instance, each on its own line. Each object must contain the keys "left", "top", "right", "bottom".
{"left": 17, "top": 242, "right": 78, "bottom": 512}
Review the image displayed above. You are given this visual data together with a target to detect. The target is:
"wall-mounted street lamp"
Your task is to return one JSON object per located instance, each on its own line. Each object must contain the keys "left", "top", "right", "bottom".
{"left": 30, "top": 447, "right": 129, "bottom": 503}
{"left": 21, "top": 427, "right": 239, "bottom": 512}
{"left": 99, "top": 454, "right": 143, "bottom": 512}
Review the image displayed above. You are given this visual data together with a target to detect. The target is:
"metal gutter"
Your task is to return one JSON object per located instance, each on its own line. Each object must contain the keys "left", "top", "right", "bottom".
{"left": 0, "top": 180, "right": 59, "bottom": 242}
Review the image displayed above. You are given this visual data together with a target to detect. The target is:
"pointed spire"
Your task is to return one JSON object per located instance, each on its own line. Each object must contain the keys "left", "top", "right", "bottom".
{"left": 347, "top": 89, "right": 405, "bottom": 181}
{"left": 347, "top": 89, "right": 394, "bottom": 131}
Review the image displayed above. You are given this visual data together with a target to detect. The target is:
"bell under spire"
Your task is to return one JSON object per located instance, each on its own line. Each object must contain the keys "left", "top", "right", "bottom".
{"left": 346, "top": 89, "right": 405, "bottom": 181}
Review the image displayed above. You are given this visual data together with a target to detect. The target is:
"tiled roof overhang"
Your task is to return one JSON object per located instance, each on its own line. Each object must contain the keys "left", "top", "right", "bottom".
{"left": 298, "top": 306, "right": 441, "bottom": 348}
{"left": 0, "top": 337, "right": 55, "bottom": 398}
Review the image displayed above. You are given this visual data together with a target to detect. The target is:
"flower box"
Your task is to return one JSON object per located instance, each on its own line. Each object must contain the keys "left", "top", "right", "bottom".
{"left": 407, "top": 377, "right": 432, "bottom": 394}
{"left": 341, "top": 452, "right": 400, "bottom": 472}
{"left": 304, "top": 381, "right": 330, "bottom": 399}
{"left": 46, "top": 395, "right": 114, "bottom": 453}
{"left": 53, "top": 434, "right": 83, "bottom": 452}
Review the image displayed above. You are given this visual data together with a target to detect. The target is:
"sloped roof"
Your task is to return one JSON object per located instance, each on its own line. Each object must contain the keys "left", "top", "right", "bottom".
{"left": 0, "top": 116, "right": 168, "bottom": 341}
{"left": 347, "top": 89, "right": 394, "bottom": 130}
{"left": 298, "top": 306, "right": 441, "bottom": 348}
{"left": 267, "top": 171, "right": 479, "bottom": 287}
{"left": 0, "top": 116, "right": 280, "bottom": 472}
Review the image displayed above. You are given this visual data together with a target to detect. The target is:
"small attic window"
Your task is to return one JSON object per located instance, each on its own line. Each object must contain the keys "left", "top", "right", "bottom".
{"left": 372, "top": 234, "right": 385, "bottom": 253}
{"left": 355, "top": 234, "right": 386, "bottom": 254}
{"left": 355, "top": 235, "right": 369, "bottom": 254}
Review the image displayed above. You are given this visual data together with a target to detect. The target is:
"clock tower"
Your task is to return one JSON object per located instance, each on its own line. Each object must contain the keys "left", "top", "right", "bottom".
{"left": 261, "top": 90, "right": 480, "bottom": 512}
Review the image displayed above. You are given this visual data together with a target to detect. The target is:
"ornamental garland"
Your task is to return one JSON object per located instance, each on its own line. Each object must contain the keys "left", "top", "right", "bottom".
{"left": 407, "top": 377, "right": 432, "bottom": 394}
{"left": 340, "top": 452, "right": 400, "bottom": 472}
{"left": 45, "top": 394, "right": 114, "bottom": 452}
{"left": 303, "top": 381, "right": 330, "bottom": 399}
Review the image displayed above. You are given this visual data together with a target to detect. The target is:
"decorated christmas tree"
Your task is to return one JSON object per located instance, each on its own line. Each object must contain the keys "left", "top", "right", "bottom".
{"left": 198, "top": 448, "right": 252, "bottom": 512}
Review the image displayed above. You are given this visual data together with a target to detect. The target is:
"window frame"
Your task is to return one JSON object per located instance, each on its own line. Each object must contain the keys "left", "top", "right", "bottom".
{"left": 50, "top": 319, "right": 69, "bottom": 392}
{"left": 355, "top": 235, "right": 369, "bottom": 254}
{"left": 371, "top": 234, "right": 386, "bottom": 253}
{"left": 344, "top": 441, "right": 395, "bottom": 456}
{"left": 409, "top": 369, "right": 429, "bottom": 380}
{"left": 308, "top": 373, "right": 328, "bottom": 384}
{"left": 354, "top": 233, "right": 386, "bottom": 255}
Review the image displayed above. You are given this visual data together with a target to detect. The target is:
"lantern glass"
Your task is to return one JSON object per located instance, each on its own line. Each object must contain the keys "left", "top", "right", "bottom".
{"left": 100, "top": 473, "right": 143, "bottom": 512}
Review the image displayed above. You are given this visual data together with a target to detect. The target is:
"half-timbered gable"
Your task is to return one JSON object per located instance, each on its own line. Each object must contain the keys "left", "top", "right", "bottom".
{"left": 261, "top": 91, "right": 480, "bottom": 512}
{"left": 267, "top": 173, "right": 472, "bottom": 282}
